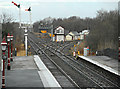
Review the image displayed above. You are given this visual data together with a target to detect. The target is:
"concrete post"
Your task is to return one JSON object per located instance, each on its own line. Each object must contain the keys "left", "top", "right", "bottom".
{"left": 0, "top": 23, "right": 2, "bottom": 88}
{"left": 24, "top": 28, "right": 28, "bottom": 56}
{"left": 25, "top": 35, "right": 28, "bottom": 56}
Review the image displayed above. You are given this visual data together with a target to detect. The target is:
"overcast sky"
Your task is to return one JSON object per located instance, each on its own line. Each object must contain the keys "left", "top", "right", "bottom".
{"left": 0, "top": 0, "right": 119, "bottom": 23}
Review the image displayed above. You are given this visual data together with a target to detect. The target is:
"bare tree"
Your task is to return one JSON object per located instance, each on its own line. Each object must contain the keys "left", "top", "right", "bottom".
{"left": 0, "top": 12, "right": 14, "bottom": 37}
{"left": 1, "top": 12, "right": 14, "bottom": 23}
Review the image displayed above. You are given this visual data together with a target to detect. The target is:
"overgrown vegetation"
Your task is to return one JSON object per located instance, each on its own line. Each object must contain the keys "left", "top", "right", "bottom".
{"left": 0, "top": 12, "right": 23, "bottom": 50}
{"left": 86, "top": 10, "right": 118, "bottom": 51}
{"left": 33, "top": 9, "right": 118, "bottom": 53}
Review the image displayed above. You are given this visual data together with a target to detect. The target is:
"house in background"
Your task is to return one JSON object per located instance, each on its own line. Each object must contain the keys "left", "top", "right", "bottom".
{"left": 66, "top": 34, "right": 72, "bottom": 41}
{"left": 67, "top": 31, "right": 79, "bottom": 40}
{"left": 79, "top": 32, "right": 84, "bottom": 40}
{"left": 81, "top": 30, "right": 90, "bottom": 39}
{"left": 66, "top": 30, "right": 90, "bottom": 41}
{"left": 82, "top": 30, "right": 90, "bottom": 35}
{"left": 54, "top": 26, "right": 65, "bottom": 42}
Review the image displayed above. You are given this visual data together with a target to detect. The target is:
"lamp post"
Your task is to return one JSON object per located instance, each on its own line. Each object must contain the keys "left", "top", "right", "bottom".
{"left": 7, "top": 33, "right": 11, "bottom": 70}
{"left": 10, "top": 34, "right": 13, "bottom": 61}
{"left": 1, "top": 37, "right": 7, "bottom": 88}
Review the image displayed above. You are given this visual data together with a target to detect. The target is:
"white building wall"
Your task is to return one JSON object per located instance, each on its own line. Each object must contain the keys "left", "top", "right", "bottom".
{"left": 66, "top": 35, "right": 72, "bottom": 41}
{"left": 56, "top": 35, "right": 64, "bottom": 42}
{"left": 74, "top": 36, "right": 78, "bottom": 40}
{"left": 80, "top": 34, "right": 84, "bottom": 40}
{"left": 55, "top": 26, "right": 64, "bottom": 34}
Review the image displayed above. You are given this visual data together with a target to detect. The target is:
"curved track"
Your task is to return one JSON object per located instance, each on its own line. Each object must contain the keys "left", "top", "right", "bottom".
{"left": 28, "top": 33, "right": 120, "bottom": 88}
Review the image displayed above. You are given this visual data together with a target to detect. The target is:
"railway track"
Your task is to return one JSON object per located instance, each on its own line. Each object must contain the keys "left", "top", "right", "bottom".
{"left": 28, "top": 33, "right": 119, "bottom": 88}
{"left": 28, "top": 36, "right": 99, "bottom": 88}
{"left": 44, "top": 35, "right": 120, "bottom": 88}
{"left": 28, "top": 37, "right": 80, "bottom": 88}
{"left": 47, "top": 46, "right": 119, "bottom": 88}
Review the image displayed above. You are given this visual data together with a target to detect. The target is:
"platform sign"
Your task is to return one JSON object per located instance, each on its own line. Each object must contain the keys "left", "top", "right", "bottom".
{"left": 73, "top": 52, "right": 76, "bottom": 56}
{"left": 84, "top": 48, "right": 87, "bottom": 56}
{"left": 41, "top": 30, "right": 47, "bottom": 33}
{"left": 87, "top": 46, "right": 89, "bottom": 50}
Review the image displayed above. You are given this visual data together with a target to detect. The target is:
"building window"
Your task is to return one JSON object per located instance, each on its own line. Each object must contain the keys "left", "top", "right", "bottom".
{"left": 57, "top": 30, "right": 59, "bottom": 33}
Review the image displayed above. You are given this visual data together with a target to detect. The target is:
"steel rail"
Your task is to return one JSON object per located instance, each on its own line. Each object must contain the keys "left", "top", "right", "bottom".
{"left": 28, "top": 33, "right": 119, "bottom": 88}
{"left": 28, "top": 37, "right": 102, "bottom": 88}
{"left": 28, "top": 37, "right": 80, "bottom": 88}
{"left": 49, "top": 46, "right": 120, "bottom": 88}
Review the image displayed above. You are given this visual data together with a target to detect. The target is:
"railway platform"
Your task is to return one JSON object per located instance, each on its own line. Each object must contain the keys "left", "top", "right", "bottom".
{"left": 5, "top": 55, "right": 61, "bottom": 89}
{"left": 79, "top": 56, "right": 120, "bottom": 76}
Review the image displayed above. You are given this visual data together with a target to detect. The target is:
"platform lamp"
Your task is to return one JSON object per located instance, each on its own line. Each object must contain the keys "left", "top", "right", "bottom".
{"left": 1, "top": 37, "right": 7, "bottom": 89}
{"left": 10, "top": 34, "right": 13, "bottom": 61}
{"left": 7, "top": 33, "right": 11, "bottom": 70}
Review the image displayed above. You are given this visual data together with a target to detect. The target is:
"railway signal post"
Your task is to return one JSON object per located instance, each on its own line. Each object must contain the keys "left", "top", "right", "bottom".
{"left": 19, "top": 6, "right": 21, "bottom": 28}
{"left": 12, "top": 1, "right": 21, "bottom": 28}
{"left": 25, "top": 7, "right": 32, "bottom": 30}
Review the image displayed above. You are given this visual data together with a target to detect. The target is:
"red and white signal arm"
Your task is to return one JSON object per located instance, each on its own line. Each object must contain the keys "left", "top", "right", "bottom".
{"left": 12, "top": 1, "right": 17, "bottom": 6}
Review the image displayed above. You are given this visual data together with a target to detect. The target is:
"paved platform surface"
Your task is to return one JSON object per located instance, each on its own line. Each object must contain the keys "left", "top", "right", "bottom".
{"left": 34, "top": 55, "right": 61, "bottom": 88}
{"left": 79, "top": 56, "right": 120, "bottom": 76}
{"left": 6, "top": 56, "right": 43, "bottom": 88}
{"left": 6, "top": 55, "right": 61, "bottom": 88}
